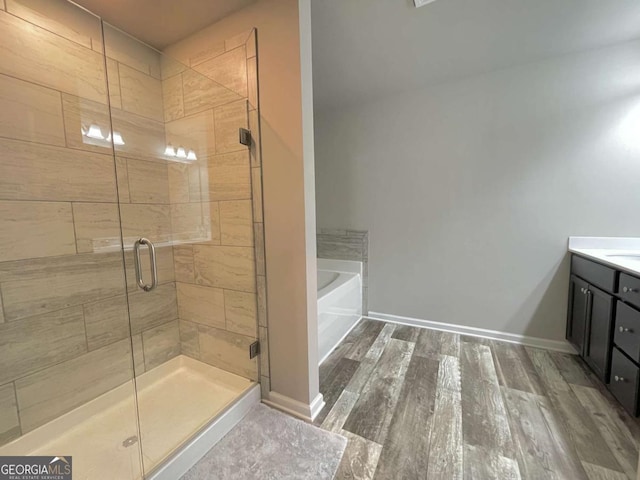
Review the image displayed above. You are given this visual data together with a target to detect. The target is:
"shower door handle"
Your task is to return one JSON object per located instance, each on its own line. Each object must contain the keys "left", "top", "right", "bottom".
{"left": 133, "top": 238, "right": 158, "bottom": 292}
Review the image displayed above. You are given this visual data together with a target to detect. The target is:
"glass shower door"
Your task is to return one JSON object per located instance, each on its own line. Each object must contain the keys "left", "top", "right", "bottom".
{"left": 102, "top": 24, "right": 262, "bottom": 474}
{"left": 0, "top": 1, "right": 143, "bottom": 479}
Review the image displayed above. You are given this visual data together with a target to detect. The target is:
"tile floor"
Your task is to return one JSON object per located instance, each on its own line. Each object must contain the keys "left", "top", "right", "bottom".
{"left": 316, "top": 319, "right": 640, "bottom": 480}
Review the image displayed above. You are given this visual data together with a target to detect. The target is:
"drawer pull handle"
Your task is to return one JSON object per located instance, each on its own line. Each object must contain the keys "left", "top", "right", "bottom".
{"left": 623, "top": 286, "right": 637, "bottom": 293}
{"left": 619, "top": 326, "right": 632, "bottom": 333}
{"left": 614, "top": 375, "right": 626, "bottom": 382}
{"left": 580, "top": 288, "right": 588, "bottom": 294}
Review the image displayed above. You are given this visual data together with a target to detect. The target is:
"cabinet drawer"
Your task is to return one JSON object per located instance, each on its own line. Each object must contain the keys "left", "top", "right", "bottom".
{"left": 572, "top": 255, "right": 617, "bottom": 293}
{"left": 619, "top": 273, "right": 640, "bottom": 310}
{"left": 609, "top": 348, "right": 639, "bottom": 416}
{"left": 614, "top": 301, "right": 640, "bottom": 361}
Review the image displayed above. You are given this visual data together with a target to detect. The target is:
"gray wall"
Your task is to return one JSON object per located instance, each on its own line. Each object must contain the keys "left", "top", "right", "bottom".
{"left": 314, "top": 39, "right": 640, "bottom": 342}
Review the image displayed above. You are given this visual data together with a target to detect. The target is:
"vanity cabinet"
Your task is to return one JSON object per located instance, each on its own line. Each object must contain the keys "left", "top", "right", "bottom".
{"left": 610, "top": 347, "right": 640, "bottom": 416}
{"left": 568, "top": 254, "right": 640, "bottom": 416}
{"left": 567, "top": 269, "right": 614, "bottom": 381}
{"left": 567, "top": 275, "right": 590, "bottom": 355}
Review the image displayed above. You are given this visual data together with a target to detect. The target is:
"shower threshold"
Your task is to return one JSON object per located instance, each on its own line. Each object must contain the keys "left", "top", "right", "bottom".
{"left": 0, "top": 355, "right": 257, "bottom": 480}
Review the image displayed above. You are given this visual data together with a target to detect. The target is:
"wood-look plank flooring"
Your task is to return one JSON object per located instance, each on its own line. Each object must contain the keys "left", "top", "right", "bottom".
{"left": 316, "top": 319, "right": 640, "bottom": 480}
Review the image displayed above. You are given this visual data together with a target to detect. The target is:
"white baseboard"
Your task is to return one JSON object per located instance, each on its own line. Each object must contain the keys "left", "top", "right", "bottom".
{"left": 367, "top": 311, "right": 576, "bottom": 354}
{"left": 150, "top": 384, "right": 260, "bottom": 480}
{"left": 262, "top": 391, "right": 326, "bottom": 423}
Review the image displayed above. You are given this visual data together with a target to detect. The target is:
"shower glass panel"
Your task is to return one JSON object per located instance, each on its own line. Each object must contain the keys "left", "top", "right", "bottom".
{"left": 0, "top": 0, "right": 261, "bottom": 476}
{"left": 0, "top": 1, "right": 144, "bottom": 479}
{"left": 102, "top": 24, "right": 260, "bottom": 475}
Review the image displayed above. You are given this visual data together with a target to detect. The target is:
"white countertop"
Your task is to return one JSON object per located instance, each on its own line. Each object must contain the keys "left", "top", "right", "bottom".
{"left": 568, "top": 237, "right": 640, "bottom": 276}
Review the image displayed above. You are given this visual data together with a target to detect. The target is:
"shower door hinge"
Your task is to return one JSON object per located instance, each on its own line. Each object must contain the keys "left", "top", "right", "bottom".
{"left": 249, "top": 341, "right": 260, "bottom": 359}
{"left": 239, "top": 128, "right": 252, "bottom": 146}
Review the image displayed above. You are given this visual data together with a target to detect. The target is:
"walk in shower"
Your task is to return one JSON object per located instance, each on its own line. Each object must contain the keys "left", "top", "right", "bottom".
{"left": 0, "top": 1, "right": 264, "bottom": 478}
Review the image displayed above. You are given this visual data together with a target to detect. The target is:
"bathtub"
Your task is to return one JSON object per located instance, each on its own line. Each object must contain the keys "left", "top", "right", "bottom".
{"left": 317, "top": 258, "right": 363, "bottom": 364}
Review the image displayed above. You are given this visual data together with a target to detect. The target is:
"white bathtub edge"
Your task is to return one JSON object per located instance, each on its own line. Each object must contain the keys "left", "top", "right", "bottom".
{"left": 318, "top": 315, "right": 363, "bottom": 366}
{"left": 149, "top": 384, "right": 260, "bottom": 480}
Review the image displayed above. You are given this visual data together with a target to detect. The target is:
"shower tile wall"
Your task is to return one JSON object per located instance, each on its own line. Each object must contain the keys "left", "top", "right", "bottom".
{"left": 0, "top": 2, "right": 179, "bottom": 445}
{"left": 164, "top": 30, "right": 264, "bottom": 382}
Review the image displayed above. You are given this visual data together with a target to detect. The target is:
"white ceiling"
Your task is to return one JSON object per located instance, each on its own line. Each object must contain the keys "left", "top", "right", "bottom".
{"left": 311, "top": 0, "right": 640, "bottom": 111}
{"left": 74, "top": 0, "right": 257, "bottom": 49}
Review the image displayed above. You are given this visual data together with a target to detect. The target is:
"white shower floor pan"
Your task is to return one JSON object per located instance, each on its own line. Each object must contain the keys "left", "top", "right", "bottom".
{"left": 0, "top": 355, "right": 256, "bottom": 480}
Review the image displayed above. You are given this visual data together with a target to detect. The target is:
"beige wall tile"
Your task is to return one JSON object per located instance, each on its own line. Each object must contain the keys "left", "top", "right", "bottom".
{"left": 0, "top": 74, "right": 65, "bottom": 146}
{"left": 177, "top": 282, "right": 225, "bottom": 328}
{"left": 0, "top": 10, "right": 106, "bottom": 103}
{"left": 260, "top": 375, "right": 270, "bottom": 399}
{"left": 201, "top": 202, "right": 221, "bottom": 244}
{"left": 214, "top": 100, "right": 248, "bottom": 154}
{"left": 0, "top": 306, "right": 87, "bottom": 385}
{"left": 171, "top": 202, "right": 220, "bottom": 245}
{"left": 142, "top": 320, "right": 180, "bottom": 371}
{"left": 225, "top": 30, "right": 252, "bottom": 52}
{"left": 219, "top": 200, "right": 254, "bottom": 246}
{"left": 165, "top": 110, "right": 216, "bottom": 159}
{"left": 0, "top": 138, "right": 117, "bottom": 202}
{"left": 128, "top": 282, "right": 177, "bottom": 334}
{"left": 115, "top": 157, "right": 131, "bottom": 203}
{"left": 189, "top": 164, "right": 208, "bottom": 203}
{"left": 193, "top": 245, "right": 256, "bottom": 292}
{"left": 162, "top": 74, "right": 184, "bottom": 122}
{"left": 110, "top": 108, "right": 166, "bottom": 162}
{"left": 224, "top": 290, "right": 257, "bottom": 337}
{"left": 0, "top": 252, "right": 126, "bottom": 321}
{"left": 252, "top": 167, "right": 264, "bottom": 223}
{"left": 120, "top": 203, "right": 172, "bottom": 247}
{"left": 207, "top": 151, "right": 252, "bottom": 201}
{"left": 168, "top": 163, "right": 190, "bottom": 204}
{"left": 125, "top": 158, "right": 170, "bottom": 204}
{"left": 72, "top": 202, "right": 121, "bottom": 254}
{"left": 161, "top": 55, "right": 188, "bottom": 80}
{"left": 246, "top": 30, "right": 256, "bottom": 58}
{"left": 124, "top": 245, "right": 175, "bottom": 289}
{"left": 179, "top": 320, "right": 200, "bottom": 359}
{"left": 83, "top": 295, "right": 130, "bottom": 351}
{"left": 199, "top": 324, "right": 257, "bottom": 380}
{"left": 104, "top": 24, "right": 160, "bottom": 79}
{"left": 0, "top": 383, "right": 20, "bottom": 445}
{"left": 189, "top": 41, "right": 225, "bottom": 67}
{"left": 259, "top": 326, "right": 269, "bottom": 378}
{"left": 15, "top": 338, "right": 133, "bottom": 433}
{"left": 247, "top": 56, "right": 258, "bottom": 110}
{"left": 195, "top": 47, "right": 248, "bottom": 98}
{"left": 119, "top": 63, "right": 164, "bottom": 122}
{"left": 106, "top": 58, "right": 122, "bottom": 109}
{"left": 132, "top": 333, "right": 145, "bottom": 377}
{"left": 173, "top": 245, "right": 195, "bottom": 284}
{"left": 5, "top": 0, "right": 100, "bottom": 50}
{"left": 61, "top": 93, "right": 112, "bottom": 154}
{"left": 182, "top": 68, "right": 242, "bottom": 117}
{"left": 0, "top": 201, "right": 75, "bottom": 262}
{"left": 248, "top": 108, "right": 261, "bottom": 167}
{"left": 254, "top": 222, "right": 266, "bottom": 276}
{"left": 257, "top": 274, "right": 267, "bottom": 328}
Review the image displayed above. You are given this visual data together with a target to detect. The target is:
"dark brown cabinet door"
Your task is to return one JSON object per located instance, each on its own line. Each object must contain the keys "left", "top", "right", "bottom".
{"left": 567, "top": 275, "right": 589, "bottom": 355}
{"left": 584, "top": 285, "right": 614, "bottom": 381}
{"left": 609, "top": 347, "right": 639, "bottom": 416}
